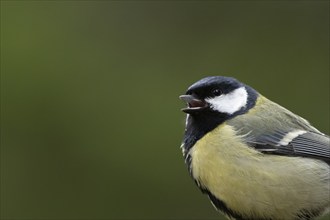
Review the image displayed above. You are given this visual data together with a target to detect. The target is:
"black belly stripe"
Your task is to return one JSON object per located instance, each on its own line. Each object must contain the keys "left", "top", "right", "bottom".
{"left": 296, "top": 208, "right": 324, "bottom": 220}
{"left": 200, "top": 185, "right": 322, "bottom": 220}
{"left": 194, "top": 178, "right": 273, "bottom": 220}
{"left": 204, "top": 189, "right": 247, "bottom": 220}
{"left": 201, "top": 188, "right": 273, "bottom": 220}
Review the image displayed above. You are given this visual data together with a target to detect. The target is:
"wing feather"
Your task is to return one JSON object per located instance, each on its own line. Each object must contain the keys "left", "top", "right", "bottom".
{"left": 250, "top": 131, "right": 330, "bottom": 164}
{"left": 226, "top": 96, "right": 330, "bottom": 164}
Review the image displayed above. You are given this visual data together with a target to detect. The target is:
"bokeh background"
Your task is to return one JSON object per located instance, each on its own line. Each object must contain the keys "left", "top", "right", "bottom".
{"left": 1, "top": 1, "right": 329, "bottom": 220}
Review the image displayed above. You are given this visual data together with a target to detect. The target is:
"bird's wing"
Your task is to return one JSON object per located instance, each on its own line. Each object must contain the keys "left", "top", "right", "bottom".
{"left": 226, "top": 96, "right": 330, "bottom": 164}
{"left": 247, "top": 130, "right": 330, "bottom": 164}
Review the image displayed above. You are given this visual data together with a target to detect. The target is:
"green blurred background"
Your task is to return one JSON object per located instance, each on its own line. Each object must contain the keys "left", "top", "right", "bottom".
{"left": 1, "top": 1, "right": 329, "bottom": 220}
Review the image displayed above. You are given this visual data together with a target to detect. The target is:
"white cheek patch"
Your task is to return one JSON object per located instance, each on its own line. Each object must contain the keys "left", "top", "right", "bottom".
{"left": 206, "top": 87, "right": 248, "bottom": 114}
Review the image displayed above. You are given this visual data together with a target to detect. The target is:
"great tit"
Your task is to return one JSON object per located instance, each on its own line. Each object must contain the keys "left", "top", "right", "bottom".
{"left": 179, "top": 76, "right": 330, "bottom": 220}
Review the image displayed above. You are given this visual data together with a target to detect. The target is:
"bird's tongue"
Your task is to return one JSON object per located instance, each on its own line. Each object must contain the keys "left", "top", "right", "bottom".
{"left": 189, "top": 99, "right": 205, "bottom": 108}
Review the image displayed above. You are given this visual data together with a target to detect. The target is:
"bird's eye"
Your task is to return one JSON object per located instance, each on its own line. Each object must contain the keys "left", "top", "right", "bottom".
{"left": 212, "top": 89, "right": 222, "bottom": 96}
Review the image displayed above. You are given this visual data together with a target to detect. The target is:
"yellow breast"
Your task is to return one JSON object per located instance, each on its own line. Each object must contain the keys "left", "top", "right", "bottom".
{"left": 190, "top": 124, "right": 330, "bottom": 219}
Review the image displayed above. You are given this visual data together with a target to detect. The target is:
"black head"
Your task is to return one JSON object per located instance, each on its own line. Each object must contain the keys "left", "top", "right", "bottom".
{"left": 180, "top": 76, "right": 257, "bottom": 116}
{"left": 180, "top": 76, "right": 258, "bottom": 153}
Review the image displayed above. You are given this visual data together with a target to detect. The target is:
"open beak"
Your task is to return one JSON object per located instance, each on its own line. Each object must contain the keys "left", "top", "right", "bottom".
{"left": 179, "top": 95, "right": 208, "bottom": 113}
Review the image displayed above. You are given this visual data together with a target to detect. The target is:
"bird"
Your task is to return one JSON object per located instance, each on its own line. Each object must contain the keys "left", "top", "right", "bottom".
{"left": 179, "top": 76, "right": 330, "bottom": 220}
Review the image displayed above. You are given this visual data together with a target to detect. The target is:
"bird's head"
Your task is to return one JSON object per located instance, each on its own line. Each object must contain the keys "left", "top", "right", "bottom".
{"left": 180, "top": 76, "right": 258, "bottom": 119}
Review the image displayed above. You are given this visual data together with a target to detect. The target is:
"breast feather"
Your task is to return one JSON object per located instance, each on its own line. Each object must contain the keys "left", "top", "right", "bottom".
{"left": 190, "top": 124, "right": 330, "bottom": 219}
